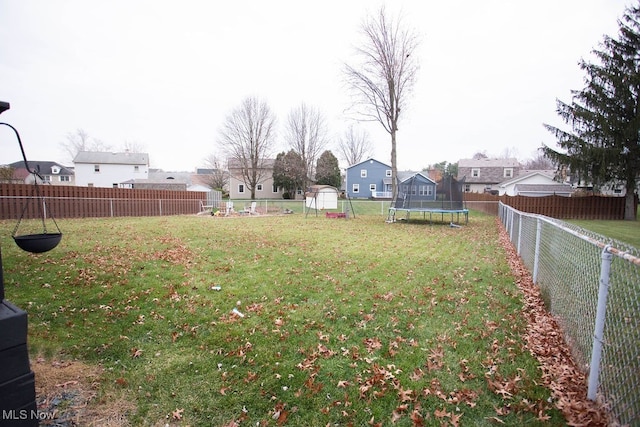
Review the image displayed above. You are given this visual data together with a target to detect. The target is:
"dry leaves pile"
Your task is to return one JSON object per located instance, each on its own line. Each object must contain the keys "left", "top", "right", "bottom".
{"left": 32, "top": 356, "right": 134, "bottom": 427}
{"left": 496, "top": 219, "right": 615, "bottom": 426}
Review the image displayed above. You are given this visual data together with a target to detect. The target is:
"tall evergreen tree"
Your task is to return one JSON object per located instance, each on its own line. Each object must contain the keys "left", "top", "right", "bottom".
{"left": 314, "top": 150, "right": 342, "bottom": 189}
{"left": 543, "top": 4, "right": 640, "bottom": 220}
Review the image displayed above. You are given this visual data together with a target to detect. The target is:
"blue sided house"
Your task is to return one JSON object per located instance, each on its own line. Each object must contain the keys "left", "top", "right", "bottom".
{"left": 395, "top": 172, "right": 437, "bottom": 208}
{"left": 345, "top": 158, "right": 393, "bottom": 199}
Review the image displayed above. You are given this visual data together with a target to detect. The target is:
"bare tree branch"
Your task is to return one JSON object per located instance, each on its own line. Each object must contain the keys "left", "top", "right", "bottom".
{"left": 60, "top": 128, "right": 112, "bottom": 163}
{"left": 338, "top": 124, "right": 374, "bottom": 166}
{"left": 217, "top": 97, "right": 277, "bottom": 199}
{"left": 344, "top": 6, "right": 420, "bottom": 198}
{"left": 202, "top": 153, "right": 229, "bottom": 191}
{"left": 285, "top": 103, "right": 329, "bottom": 189}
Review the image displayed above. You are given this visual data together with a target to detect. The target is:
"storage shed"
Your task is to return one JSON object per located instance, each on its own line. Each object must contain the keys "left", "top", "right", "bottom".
{"left": 305, "top": 185, "right": 339, "bottom": 210}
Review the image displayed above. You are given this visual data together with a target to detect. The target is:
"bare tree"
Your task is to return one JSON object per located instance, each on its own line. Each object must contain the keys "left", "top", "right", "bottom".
{"left": 202, "top": 153, "right": 229, "bottom": 191}
{"left": 0, "top": 166, "right": 15, "bottom": 183}
{"left": 344, "top": 6, "right": 420, "bottom": 199}
{"left": 524, "top": 149, "right": 555, "bottom": 170}
{"left": 285, "top": 103, "right": 328, "bottom": 190}
{"left": 121, "top": 140, "right": 147, "bottom": 154}
{"left": 60, "top": 128, "right": 112, "bottom": 163}
{"left": 217, "top": 97, "right": 277, "bottom": 199}
{"left": 337, "top": 124, "right": 373, "bottom": 166}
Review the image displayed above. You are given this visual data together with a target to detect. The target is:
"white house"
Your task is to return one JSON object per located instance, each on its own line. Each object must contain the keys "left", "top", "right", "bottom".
{"left": 73, "top": 151, "right": 149, "bottom": 188}
{"left": 498, "top": 171, "right": 573, "bottom": 197}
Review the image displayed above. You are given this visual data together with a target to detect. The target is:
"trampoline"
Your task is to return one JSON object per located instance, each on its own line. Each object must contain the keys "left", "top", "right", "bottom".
{"left": 386, "top": 174, "right": 468, "bottom": 225}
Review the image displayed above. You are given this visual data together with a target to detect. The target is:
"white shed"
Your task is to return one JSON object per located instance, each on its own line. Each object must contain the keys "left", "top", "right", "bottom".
{"left": 305, "top": 185, "right": 339, "bottom": 210}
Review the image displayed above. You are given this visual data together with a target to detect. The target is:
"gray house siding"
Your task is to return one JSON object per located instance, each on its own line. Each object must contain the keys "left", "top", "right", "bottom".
{"left": 457, "top": 158, "right": 521, "bottom": 193}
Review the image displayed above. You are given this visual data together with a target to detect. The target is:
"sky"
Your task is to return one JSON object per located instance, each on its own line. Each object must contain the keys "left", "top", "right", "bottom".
{"left": 0, "top": 0, "right": 632, "bottom": 172}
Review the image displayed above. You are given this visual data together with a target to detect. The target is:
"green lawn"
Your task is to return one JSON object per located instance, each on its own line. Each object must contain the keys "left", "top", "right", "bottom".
{"left": 0, "top": 213, "right": 564, "bottom": 426}
{"left": 568, "top": 214, "right": 640, "bottom": 249}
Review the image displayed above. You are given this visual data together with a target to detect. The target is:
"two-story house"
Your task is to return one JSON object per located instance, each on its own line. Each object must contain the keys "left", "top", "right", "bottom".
{"left": 6, "top": 160, "right": 75, "bottom": 185}
{"left": 73, "top": 151, "right": 149, "bottom": 188}
{"left": 227, "top": 158, "right": 284, "bottom": 199}
{"left": 345, "top": 158, "right": 393, "bottom": 199}
{"left": 457, "top": 157, "right": 521, "bottom": 193}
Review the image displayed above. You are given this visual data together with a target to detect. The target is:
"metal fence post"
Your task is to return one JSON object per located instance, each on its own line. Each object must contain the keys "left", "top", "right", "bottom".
{"left": 533, "top": 218, "right": 541, "bottom": 284}
{"left": 517, "top": 213, "right": 522, "bottom": 256}
{"left": 587, "top": 245, "right": 613, "bottom": 401}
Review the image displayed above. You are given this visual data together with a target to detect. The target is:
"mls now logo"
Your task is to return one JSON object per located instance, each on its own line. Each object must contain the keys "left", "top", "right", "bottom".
{"left": 2, "top": 409, "right": 57, "bottom": 421}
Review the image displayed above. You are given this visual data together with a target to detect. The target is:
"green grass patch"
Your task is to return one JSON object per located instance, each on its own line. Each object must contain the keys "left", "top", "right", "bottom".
{"left": 0, "top": 213, "right": 563, "bottom": 426}
{"left": 567, "top": 214, "right": 640, "bottom": 248}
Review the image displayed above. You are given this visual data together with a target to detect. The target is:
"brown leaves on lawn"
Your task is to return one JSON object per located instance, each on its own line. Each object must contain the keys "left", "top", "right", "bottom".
{"left": 32, "top": 356, "right": 134, "bottom": 426}
{"left": 496, "top": 219, "right": 613, "bottom": 426}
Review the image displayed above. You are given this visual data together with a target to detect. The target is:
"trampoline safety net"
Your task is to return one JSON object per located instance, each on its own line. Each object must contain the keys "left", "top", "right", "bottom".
{"left": 387, "top": 175, "right": 468, "bottom": 223}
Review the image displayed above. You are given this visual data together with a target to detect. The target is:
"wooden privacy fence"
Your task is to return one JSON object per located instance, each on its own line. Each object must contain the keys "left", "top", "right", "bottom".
{"left": 464, "top": 192, "right": 633, "bottom": 220}
{"left": 0, "top": 184, "right": 208, "bottom": 220}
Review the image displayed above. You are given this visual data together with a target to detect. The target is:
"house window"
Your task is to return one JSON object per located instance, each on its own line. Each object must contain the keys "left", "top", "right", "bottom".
{"left": 464, "top": 184, "right": 471, "bottom": 192}
{"left": 59, "top": 176, "right": 70, "bottom": 182}
{"left": 385, "top": 170, "right": 392, "bottom": 177}
{"left": 419, "top": 185, "right": 432, "bottom": 196}
{"left": 257, "top": 184, "right": 263, "bottom": 191}
{"left": 94, "top": 165, "right": 100, "bottom": 173}
{"left": 360, "top": 169, "right": 367, "bottom": 178}
{"left": 112, "top": 183, "right": 118, "bottom": 188}
{"left": 134, "top": 165, "right": 139, "bottom": 173}
{"left": 43, "top": 175, "right": 51, "bottom": 182}
{"left": 410, "top": 185, "right": 417, "bottom": 195}
{"left": 504, "top": 168, "right": 513, "bottom": 178}
{"left": 471, "top": 168, "right": 480, "bottom": 178}
{"left": 272, "top": 184, "right": 278, "bottom": 193}
{"left": 238, "top": 184, "right": 245, "bottom": 193}
{"left": 353, "top": 183, "right": 360, "bottom": 193}
{"left": 370, "top": 184, "right": 376, "bottom": 192}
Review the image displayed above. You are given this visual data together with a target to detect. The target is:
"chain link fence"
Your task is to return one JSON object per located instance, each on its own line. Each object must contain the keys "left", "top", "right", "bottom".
{"left": 499, "top": 202, "right": 639, "bottom": 426}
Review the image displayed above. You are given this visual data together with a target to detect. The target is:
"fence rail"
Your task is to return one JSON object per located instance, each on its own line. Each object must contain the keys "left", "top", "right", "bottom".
{"left": 499, "top": 202, "right": 640, "bottom": 426}
{"left": 465, "top": 193, "right": 632, "bottom": 220}
{"left": 0, "top": 184, "right": 209, "bottom": 219}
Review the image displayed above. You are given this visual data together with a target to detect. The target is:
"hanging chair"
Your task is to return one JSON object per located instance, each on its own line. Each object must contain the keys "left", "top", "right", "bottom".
{"left": 1, "top": 122, "right": 62, "bottom": 253}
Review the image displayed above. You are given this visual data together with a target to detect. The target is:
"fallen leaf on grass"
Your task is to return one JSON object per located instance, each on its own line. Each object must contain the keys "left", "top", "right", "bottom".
{"left": 172, "top": 408, "right": 184, "bottom": 420}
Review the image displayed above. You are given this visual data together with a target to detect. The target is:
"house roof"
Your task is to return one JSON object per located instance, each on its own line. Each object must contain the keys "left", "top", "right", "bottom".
{"left": 148, "top": 171, "right": 192, "bottom": 184}
{"left": 457, "top": 158, "right": 521, "bottom": 184}
{"left": 514, "top": 184, "right": 573, "bottom": 195}
{"left": 73, "top": 151, "right": 149, "bottom": 165}
{"left": 498, "top": 171, "right": 555, "bottom": 188}
{"left": 346, "top": 158, "right": 391, "bottom": 170}
{"left": 458, "top": 157, "right": 520, "bottom": 168}
{"left": 399, "top": 172, "right": 436, "bottom": 185}
{"left": 227, "top": 158, "right": 276, "bottom": 170}
{"left": 7, "top": 160, "right": 74, "bottom": 176}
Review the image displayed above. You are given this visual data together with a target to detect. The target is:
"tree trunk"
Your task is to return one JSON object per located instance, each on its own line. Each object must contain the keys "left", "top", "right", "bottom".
{"left": 624, "top": 190, "right": 637, "bottom": 220}
{"left": 390, "top": 130, "right": 397, "bottom": 200}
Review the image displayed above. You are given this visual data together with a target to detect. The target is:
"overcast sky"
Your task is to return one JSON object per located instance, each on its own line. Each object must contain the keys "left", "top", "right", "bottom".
{"left": 0, "top": 0, "right": 631, "bottom": 172}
